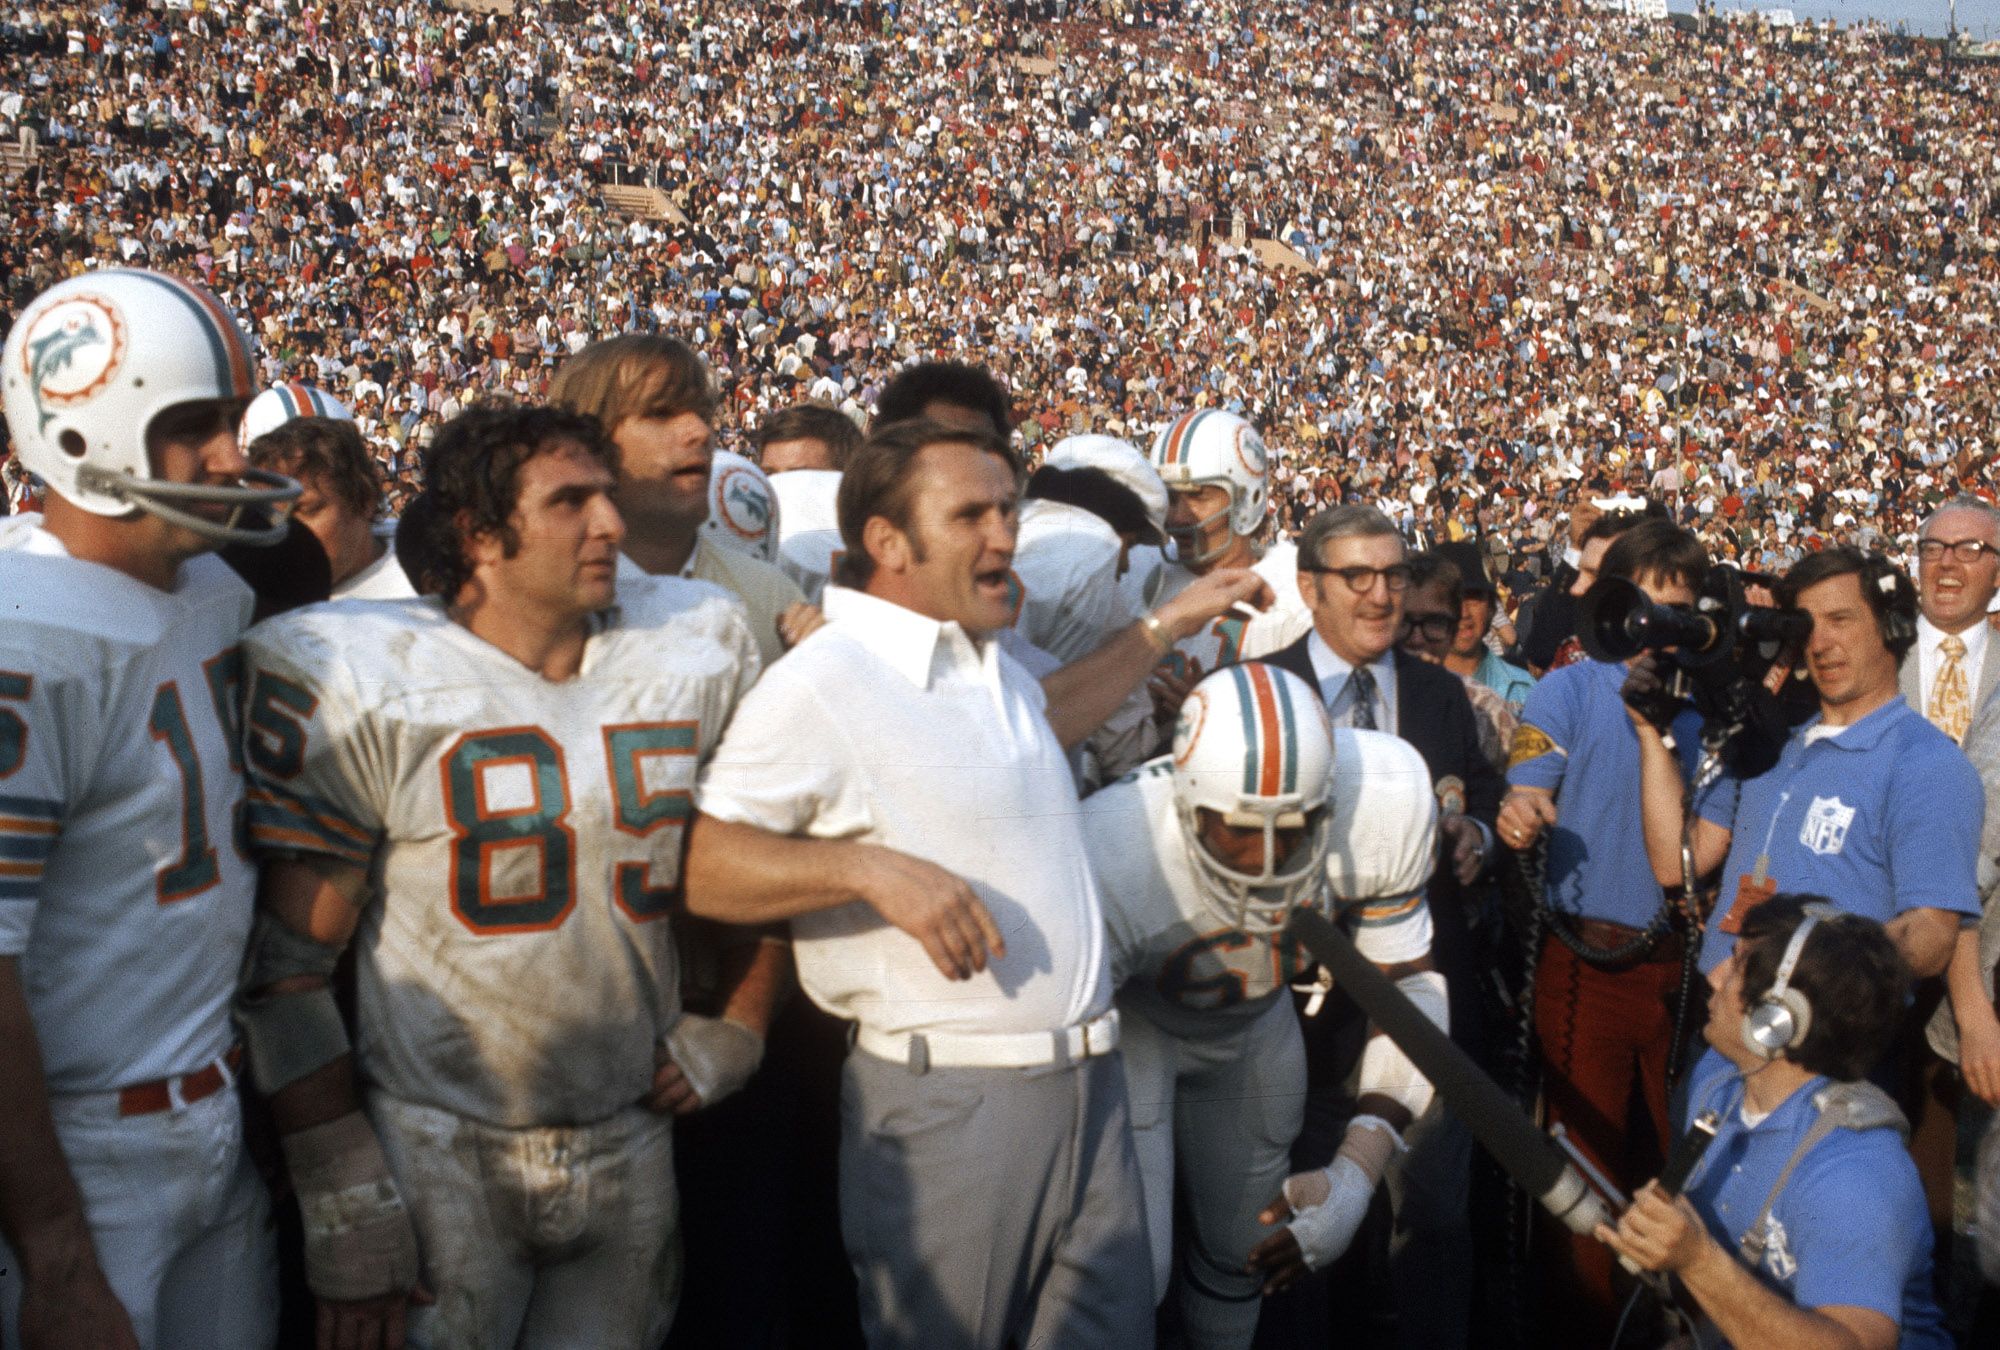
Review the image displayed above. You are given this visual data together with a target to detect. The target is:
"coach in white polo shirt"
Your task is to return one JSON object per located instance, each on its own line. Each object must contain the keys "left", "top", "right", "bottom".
{"left": 687, "top": 417, "right": 1266, "bottom": 1349}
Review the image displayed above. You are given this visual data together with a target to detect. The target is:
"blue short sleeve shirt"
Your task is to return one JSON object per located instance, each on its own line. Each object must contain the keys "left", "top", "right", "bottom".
{"left": 1506, "top": 659, "right": 1703, "bottom": 929}
{"left": 1680, "top": 1050, "right": 1949, "bottom": 1347}
{"left": 1696, "top": 697, "right": 1980, "bottom": 972}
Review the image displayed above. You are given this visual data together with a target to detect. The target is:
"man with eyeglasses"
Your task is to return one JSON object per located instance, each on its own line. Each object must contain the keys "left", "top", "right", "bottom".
{"left": 1902, "top": 497, "right": 2000, "bottom": 745}
{"left": 1403, "top": 553, "right": 1518, "bottom": 776}
{"left": 1904, "top": 499, "right": 2000, "bottom": 1335}
{"left": 1257, "top": 505, "right": 1500, "bottom": 1350}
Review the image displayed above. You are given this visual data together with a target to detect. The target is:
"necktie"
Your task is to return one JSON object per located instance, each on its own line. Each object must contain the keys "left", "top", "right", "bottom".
{"left": 1348, "top": 665, "right": 1379, "bottom": 731}
{"left": 1930, "top": 634, "right": 1971, "bottom": 744}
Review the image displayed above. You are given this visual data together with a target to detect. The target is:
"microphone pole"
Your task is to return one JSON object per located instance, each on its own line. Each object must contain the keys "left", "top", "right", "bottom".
{"left": 1286, "top": 908, "right": 1615, "bottom": 1238}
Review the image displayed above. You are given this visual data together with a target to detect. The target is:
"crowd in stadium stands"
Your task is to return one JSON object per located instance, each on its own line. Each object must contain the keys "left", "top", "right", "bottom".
{"left": 1, "top": 0, "right": 1995, "bottom": 592}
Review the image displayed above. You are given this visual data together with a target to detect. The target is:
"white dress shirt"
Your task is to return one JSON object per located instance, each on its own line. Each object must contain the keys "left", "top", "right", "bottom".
{"left": 1916, "top": 613, "right": 1989, "bottom": 720}
{"left": 1306, "top": 630, "right": 1400, "bottom": 732}
{"left": 697, "top": 586, "right": 1112, "bottom": 1038}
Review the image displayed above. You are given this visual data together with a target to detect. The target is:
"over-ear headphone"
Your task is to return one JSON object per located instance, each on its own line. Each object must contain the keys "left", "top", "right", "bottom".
{"left": 1742, "top": 902, "right": 1840, "bottom": 1059}
{"left": 1858, "top": 552, "right": 1919, "bottom": 655}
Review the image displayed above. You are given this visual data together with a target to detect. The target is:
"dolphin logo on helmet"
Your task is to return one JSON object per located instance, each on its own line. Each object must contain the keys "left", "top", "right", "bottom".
{"left": 2, "top": 268, "right": 300, "bottom": 547}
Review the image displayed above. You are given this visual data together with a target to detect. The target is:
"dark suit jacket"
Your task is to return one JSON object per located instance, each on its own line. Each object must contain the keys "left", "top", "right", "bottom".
{"left": 1258, "top": 635, "right": 1504, "bottom": 1048}
{"left": 1259, "top": 638, "right": 1503, "bottom": 830}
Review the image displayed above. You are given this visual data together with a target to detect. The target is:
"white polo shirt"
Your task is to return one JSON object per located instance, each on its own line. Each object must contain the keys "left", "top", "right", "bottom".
{"left": 697, "top": 585, "right": 1112, "bottom": 1038}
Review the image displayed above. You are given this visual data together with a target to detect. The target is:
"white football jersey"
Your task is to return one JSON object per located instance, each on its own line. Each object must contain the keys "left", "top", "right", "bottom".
{"left": 769, "top": 468, "right": 843, "bottom": 604}
{"left": 1149, "top": 538, "right": 1314, "bottom": 685}
{"left": 240, "top": 579, "right": 760, "bottom": 1128}
{"left": 1085, "top": 729, "right": 1436, "bottom": 1042}
{"left": 0, "top": 528, "right": 257, "bottom": 1092}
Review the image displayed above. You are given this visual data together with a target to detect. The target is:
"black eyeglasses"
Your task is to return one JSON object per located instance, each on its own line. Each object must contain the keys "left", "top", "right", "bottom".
{"left": 1917, "top": 538, "right": 1996, "bottom": 564}
{"left": 1399, "top": 612, "right": 1456, "bottom": 642}
{"left": 1303, "top": 563, "right": 1413, "bottom": 594}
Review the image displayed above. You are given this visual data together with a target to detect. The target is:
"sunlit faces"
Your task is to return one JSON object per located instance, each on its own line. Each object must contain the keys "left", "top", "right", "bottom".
{"left": 1453, "top": 591, "right": 1494, "bottom": 660}
{"left": 610, "top": 410, "right": 713, "bottom": 535}
{"left": 759, "top": 435, "right": 838, "bottom": 475}
{"left": 142, "top": 397, "right": 252, "bottom": 558}
{"left": 1702, "top": 942, "right": 1751, "bottom": 1060}
{"left": 289, "top": 475, "right": 381, "bottom": 590}
{"left": 1302, "top": 531, "right": 1408, "bottom": 667}
{"left": 878, "top": 441, "right": 1020, "bottom": 634}
{"left": 1796, "top": 571, "right": 1899, "bottom": 714}
{"left": 1916, "top": 505, "right": 1999, "bottom": 633}
{"left": 467, "top": 439, "right": 626, "bottom": 622}
{"left": 1401, "top": 578, "right": 1459, "bottom": 663}
{"left": 1193, "top": 805, "right": 1316, "bottom": 880}
{"left": 1164, "top": 483, "right": 1237, "bottom": 570}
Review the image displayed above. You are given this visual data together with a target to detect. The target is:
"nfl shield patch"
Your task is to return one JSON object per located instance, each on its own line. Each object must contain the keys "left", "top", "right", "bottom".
{"left": 1799, "top": 796, "right": 1856, "bottom": 857}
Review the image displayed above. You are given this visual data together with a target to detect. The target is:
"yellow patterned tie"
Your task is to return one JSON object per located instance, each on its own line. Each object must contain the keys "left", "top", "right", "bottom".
{"left": 1930, "top": 634, "right": 1971, "bottom": 744}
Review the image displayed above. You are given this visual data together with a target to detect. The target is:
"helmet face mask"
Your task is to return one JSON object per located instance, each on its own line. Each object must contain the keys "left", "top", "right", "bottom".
{"left": 1180, "top": 801, "right": 1333, "bottom": 935}
{"left": 1172, "top": 663, "right": 1336, "bottom": 936}
{"left": 3, "top": 269, "right": 300, "bottom": 548}
{"left": 1150, "top": 409, "right": 1269, "bottom": 567}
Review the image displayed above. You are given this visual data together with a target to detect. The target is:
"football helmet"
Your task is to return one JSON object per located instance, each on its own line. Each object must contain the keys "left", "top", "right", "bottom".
{"left": 1149, "top": 408, "right": 1268, "bottom": 565}
{"left": 2, "top": 268, "right": 298, "bottom": 545}
{"left": 1172, "top": 662, "right": 1336, "bottom": 933}
{"left": 704, "top": 448, "right": 781, "bottom": 562}
{"left": 240, "top": 381, "right": 354, "bottom": 449}
{"left": 1046, "top": 433, "right": 1168, "bottom": 544}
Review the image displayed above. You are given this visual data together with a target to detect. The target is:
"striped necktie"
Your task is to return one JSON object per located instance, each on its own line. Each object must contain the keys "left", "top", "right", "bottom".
{"left": 1930, "top": 634, "right": 1971, "bottom": 744}
{"left": 1348, "top": 665, "right": 1380, "bottom": 731}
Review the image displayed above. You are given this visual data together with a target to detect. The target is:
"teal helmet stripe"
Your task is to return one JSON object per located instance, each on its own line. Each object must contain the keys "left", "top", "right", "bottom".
{"left": 1271, "top": 666, "right": 1299, "bottom": 795}
{"left": 126, "top": 270, "right": 238, "bottom": 397}
{"left": 1229, "top": 664, "right": 1261, "bottom": 795}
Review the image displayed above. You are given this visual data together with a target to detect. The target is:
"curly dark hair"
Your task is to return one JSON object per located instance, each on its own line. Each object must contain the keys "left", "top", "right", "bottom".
{"left": 411, "top": 404, "right": 620, "bottom": 600}
{"left": 874, "top": 360, "right": 1012, "bottom": 437}
{"left": 1738, "top": 894, "right": 1909, "bottom": 1082}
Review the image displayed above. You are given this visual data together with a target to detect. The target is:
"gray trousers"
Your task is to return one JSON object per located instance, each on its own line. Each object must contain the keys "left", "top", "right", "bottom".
{"left": 840, "top": 1046, "right": 1153, "bottom": 1350}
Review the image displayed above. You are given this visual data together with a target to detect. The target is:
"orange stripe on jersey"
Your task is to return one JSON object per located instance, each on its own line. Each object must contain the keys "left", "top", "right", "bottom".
{"left": 247, "top": 788, "right": 372, "bottom": 845}
{"left": 0, "top": 860, "right": 43, "bottom": 877}
{"left": 0, "top": 817, "right": 59, "bottom": 835}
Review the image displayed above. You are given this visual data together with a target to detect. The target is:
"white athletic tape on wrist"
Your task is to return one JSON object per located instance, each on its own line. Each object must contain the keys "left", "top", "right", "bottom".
{"left": 1357, "top": 970, "right": 1447, "bottom": 1120}
{"left": 664, "top": 1014, "right": 765, "bottom": 1107}
{"left": 1283, "top": 1155, "right": 1376, "bottom": 1271}
{"left": 280, "top": 1112, "right": 421, "bottom": 1303}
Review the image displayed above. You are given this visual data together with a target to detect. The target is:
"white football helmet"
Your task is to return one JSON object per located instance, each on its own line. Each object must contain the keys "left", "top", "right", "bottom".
{"left": 1172, "top": 662, "right": 1336, "bottom": 934}
{"left": 1046, "top": 432, "right": 1168, "bottom": 544}
{"left": 1, "top": 268, "right": 298, "bottom": 545}
{"left": 240, "top": 381, "right": 354, "bottom": 449}
{"left": 1149, "top": 408, "right": 1268, "bottom": 565}
{"left": 704, "top": 448, "right": 780, "bottom": 562}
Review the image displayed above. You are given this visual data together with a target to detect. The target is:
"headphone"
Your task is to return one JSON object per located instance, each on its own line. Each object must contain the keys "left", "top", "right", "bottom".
{"left": 1742, "top": 902, "right": 1841, "bottom": 1060}
{"left": 1857, "top": 551, "right": 1919, "bottom": 655}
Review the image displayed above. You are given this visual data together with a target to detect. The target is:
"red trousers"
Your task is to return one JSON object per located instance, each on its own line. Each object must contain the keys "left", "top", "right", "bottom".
{"left": 1532, "top": 936, "right": 1684, "bottom": 1346}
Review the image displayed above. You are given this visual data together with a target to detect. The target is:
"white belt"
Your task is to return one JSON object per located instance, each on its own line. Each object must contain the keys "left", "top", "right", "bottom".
{"left": 855, "top": 1009, "right": 1120, "bottom": 1073}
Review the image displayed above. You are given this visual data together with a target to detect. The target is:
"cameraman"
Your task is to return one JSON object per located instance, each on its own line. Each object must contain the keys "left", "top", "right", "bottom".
{"left": 1632, "top": 547, "right": 1978, "bottom": 984}
{"left": 1497, "top": 518, "right": 1710, "bottom": 1345}
{"left": 1599, "top": 896, "right": 1950, "bottom": 1350}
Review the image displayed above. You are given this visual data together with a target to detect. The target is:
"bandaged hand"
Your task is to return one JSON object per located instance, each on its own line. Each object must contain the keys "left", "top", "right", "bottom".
{"left": 661, "top": 1012, "right": 765, "bottom": 1109}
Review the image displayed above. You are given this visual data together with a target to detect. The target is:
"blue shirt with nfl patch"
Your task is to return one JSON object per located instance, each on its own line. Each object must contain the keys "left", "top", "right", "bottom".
{"left": 1679, "top": 1050, "right": 1950, "bottom": 1348}
{"left": 1506, "top": 658, "right": 1704, "bottom": 929}
{"left": 1695, "top": 695, "right": 1980, "bottom": 973}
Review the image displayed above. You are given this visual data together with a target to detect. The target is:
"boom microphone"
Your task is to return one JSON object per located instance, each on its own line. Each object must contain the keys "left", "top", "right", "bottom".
{"left": 1285, "top": 909, "right": 1614, "bottom": 1237}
